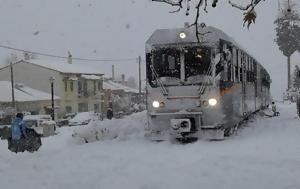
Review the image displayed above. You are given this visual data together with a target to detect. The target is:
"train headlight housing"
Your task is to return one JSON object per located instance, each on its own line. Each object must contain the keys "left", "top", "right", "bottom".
{"left": 179, "top": 32, "right": 186, "bottom": 39}
{"left": 152, "top": 101, "right": 160, "bottom": 108}
{"left": 208, "top": 98, "right": 217, "bottom": 106}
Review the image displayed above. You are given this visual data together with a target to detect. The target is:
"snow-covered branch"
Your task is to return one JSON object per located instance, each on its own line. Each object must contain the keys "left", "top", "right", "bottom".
{"left": 152, "top": 0, "right": 266, "bottom": 41}
{"left": 228, "top": 0, "right": 263, "bottom": 11}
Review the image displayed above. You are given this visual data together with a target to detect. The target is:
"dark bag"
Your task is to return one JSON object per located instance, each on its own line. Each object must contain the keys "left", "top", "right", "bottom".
{"left": 8, "top": 128, "right": 42, "bottom": 153}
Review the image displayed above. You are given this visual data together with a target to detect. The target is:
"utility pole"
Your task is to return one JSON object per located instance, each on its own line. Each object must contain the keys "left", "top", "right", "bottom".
{"left": 138, "top": 56, "right": 142, "bottom": 102}
{"left": 10, "top": 62, "right": 15, "bottom": 110}
{"left": 49, "top": 77, "right": 55, "bottom": 121}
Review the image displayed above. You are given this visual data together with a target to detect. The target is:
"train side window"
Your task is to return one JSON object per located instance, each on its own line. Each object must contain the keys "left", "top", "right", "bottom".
{"left": 232, "top": 48, "right": 237, "bottom": 82}
{"left": 236, "top": 50, "right": 241, "bottom": 82}
{"left": 235, "top": 66, "right": 239, "bottom": 82}
{"left": 240, "top": 67, "right": 243, "bottom": 82}
{"left": 250, "top": 59, "right": 253, "bottom": 82}
{"left": 240, "top": 53, "right": 244, "bottom": 82}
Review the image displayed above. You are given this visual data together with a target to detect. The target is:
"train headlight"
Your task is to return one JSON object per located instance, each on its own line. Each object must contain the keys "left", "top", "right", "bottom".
{"left": 208, "top": 98, "right": 217, "bottom": 106}
{"left": 152, "top": 101, "right": 160, "bottom": 108}
{"left": 179, "top": 32, "right": 186, "bottom": 39}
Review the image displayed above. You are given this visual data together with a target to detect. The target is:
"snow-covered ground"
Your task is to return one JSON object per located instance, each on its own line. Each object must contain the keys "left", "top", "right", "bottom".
{"left": 0, "top": 102, "right": 300, "bottom": 189}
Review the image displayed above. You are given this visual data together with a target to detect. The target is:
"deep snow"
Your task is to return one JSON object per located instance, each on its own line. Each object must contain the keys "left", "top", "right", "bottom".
{"left": 0, "top": 102, "right": 300, "bottom": 189}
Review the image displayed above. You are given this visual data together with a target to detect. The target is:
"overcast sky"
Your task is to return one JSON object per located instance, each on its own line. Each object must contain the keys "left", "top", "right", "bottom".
{"left": 0, "top": 0, "right": 299, "bottom": 99}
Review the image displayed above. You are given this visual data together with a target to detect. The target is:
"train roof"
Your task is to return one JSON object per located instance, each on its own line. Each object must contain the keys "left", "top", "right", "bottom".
{"left": 146, "top": 25, "right": 243, "bottom": 50}
{"left": 146, "top": 25, "right": 270, "bottom": 76}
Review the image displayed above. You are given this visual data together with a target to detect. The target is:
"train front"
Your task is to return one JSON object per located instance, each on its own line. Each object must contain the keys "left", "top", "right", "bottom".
{"left": 145, "top": 26, "right": 225, "bottom": 141}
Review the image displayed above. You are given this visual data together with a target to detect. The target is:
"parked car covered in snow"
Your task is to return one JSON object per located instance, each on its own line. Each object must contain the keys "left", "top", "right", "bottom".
{"left": 69, "top": 112, "right": 94, "bottom": 126}
{"left": 23, "top": 115, "right": 56, "bottom": 137}
{"left": 57, "top": 113, "right": 76, "bottom": 127}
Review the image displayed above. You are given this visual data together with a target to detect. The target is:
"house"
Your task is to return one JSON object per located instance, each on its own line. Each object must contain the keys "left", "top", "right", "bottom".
{"left": 103, "top": 79, "right": 142, "bottom": 115}
{"left": 0, "top": 58, "right": 104, "bottom": 117}
{"left": 0, "top": 81, "right": 60, "bottom": 115}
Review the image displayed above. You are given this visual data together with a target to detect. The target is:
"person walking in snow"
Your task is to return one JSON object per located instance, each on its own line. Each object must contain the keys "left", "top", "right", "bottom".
{"left": 271, "top": 102, "right": 278, "bottom": 116}
{"left": 8, "top": 113, "right": 42, "bottom": 153}
{"left": 11, "top": 113, "right": 26, "bottom": 140}
{"left": 106, "top": 108, "right": 113, "bottom": 120}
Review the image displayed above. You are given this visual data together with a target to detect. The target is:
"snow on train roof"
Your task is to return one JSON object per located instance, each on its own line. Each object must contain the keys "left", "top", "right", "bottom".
{"left": 146, "top": 25, "right": 242, "bottom": 50}
{"left": 145, "top": 25, "right": 269, "bottom": 71}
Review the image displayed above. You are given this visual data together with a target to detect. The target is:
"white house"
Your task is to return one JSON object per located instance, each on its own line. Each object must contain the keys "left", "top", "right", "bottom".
{"left": 0, "top": 58, "right": 104, "bottom": 117}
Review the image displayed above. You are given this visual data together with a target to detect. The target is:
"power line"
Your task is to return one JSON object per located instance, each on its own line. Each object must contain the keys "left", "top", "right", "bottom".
{"left": 0, "top": 44, "right": 138, "bottom": 62}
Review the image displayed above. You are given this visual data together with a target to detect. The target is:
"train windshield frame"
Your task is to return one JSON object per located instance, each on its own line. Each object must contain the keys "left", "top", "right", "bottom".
{"left": 147, "top": 46, "right": 212, "bottom": 87}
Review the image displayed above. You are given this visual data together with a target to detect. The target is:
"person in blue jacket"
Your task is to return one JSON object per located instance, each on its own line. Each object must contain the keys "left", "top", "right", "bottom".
{"left": 11, "top": 113, "right": 26, "bottom": 140}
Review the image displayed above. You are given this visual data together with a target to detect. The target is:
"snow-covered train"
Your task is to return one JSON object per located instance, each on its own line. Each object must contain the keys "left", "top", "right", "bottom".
{"left": 145, "top": 24, "right": 271, "bottom": 140}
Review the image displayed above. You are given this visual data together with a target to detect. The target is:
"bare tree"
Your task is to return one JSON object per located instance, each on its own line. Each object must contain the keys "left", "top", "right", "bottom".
{"left": 152, "top": 0, "right": 266, "bottom": 41}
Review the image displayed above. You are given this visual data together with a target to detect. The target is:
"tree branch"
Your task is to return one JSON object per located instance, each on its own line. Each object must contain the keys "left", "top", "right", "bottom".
{"left": 152, "top": 0, "right": 266, "bottom": 41}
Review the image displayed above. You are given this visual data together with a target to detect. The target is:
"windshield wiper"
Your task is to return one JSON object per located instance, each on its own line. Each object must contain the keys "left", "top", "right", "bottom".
{"left": 150, "top": 65, "right": 168, "bottom": 96}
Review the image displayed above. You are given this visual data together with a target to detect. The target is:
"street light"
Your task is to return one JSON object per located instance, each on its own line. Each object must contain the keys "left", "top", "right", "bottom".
{"left": 49, "top": 76, "right": 55, "bottom": 121}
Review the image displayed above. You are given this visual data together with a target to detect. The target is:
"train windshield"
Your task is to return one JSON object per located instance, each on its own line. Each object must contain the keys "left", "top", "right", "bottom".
{"left": 148, "top": 47, "right": 212, "bottom": 87}
{"left": 152, "top": 48, "right": 181, "bottom": 79}
{"left": 184, "top": 47, "right": 211, "bottom": 82}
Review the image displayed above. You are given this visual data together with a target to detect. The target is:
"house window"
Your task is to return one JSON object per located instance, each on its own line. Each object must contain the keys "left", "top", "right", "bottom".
{"left": 78, "top": 81, "right": 82, "bottom": 93}
{"left": 78, "top": 103, "right": 88, "bottom": 112}
{"left": 64, "top": 80, "right": 68, "bottom": 92}
{"left": 98, "top": 81, "right": 102, "bottom": 90}
{"left": 94, "top": 104, "right": 100, "bottom": 113}
{"left": 83, "top": 81, "right": 87, "bottom": 91}
{"left": 94, "top": 81, "right": 97, "bottom": 91}
{"left": 70, "top": 81, "right": 73, "bottom": 92}
{"left": 65, "top": 106, "right": 72, "bottom": 113}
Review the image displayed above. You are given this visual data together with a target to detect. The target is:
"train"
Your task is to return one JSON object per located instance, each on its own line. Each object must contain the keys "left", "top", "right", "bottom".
{"left": 145, "top": 23, "right": 271, "bottom": 141}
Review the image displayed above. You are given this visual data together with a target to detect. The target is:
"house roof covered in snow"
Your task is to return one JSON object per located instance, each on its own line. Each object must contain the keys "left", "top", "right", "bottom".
{"left": 103, "top": 80, "right": 140, "bottom": 94}
{"left": 0, "top": 81, "right": 60, "bottom": 102}
{"left": 81, "top": 74, "right": 101, "bottom": 80}
{"left": 0, "top": 59, "right": 104, "bottom": 75}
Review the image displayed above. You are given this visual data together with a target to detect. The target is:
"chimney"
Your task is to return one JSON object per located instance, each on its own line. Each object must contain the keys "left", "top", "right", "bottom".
{"left": 121, "top": 74, "right": 125, "bottom": 85}
{"left": 68, "top": 51, "right": 72, "bottom": 64}
{"left": 112, "top": 65, "right": 115, "bottom": 81}
{"left": 24, "top": 52, "right": 30, "bottom": 60}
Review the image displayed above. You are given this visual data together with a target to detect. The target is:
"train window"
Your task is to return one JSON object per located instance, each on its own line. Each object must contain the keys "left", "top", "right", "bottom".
{"left": 152, "top": 48, "right": 181, "bottom": 79}
{"left": 236, "top": 50, "right": 240, "bottom": 82}
{"left": 184, "top": 47, "right": 211, "bottom": 78}
{"left": 235, "top": 66, "right": 239, "bottom": 82}
{"left": 240, "top": 67, "right": 243, "bottom": 82}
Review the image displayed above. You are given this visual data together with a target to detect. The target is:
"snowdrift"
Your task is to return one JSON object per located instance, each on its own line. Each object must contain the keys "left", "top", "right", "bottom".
{"left": 71, "top": 111, "right": 147, "bottom": 144}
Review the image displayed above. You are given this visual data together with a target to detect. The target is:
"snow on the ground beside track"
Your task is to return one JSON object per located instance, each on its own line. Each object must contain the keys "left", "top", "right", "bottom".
{"left": 0, "top": 102, "right": 299, "bottom": 189}
{"left": 70, "top": 111, "right": 147, "bottom": 144}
